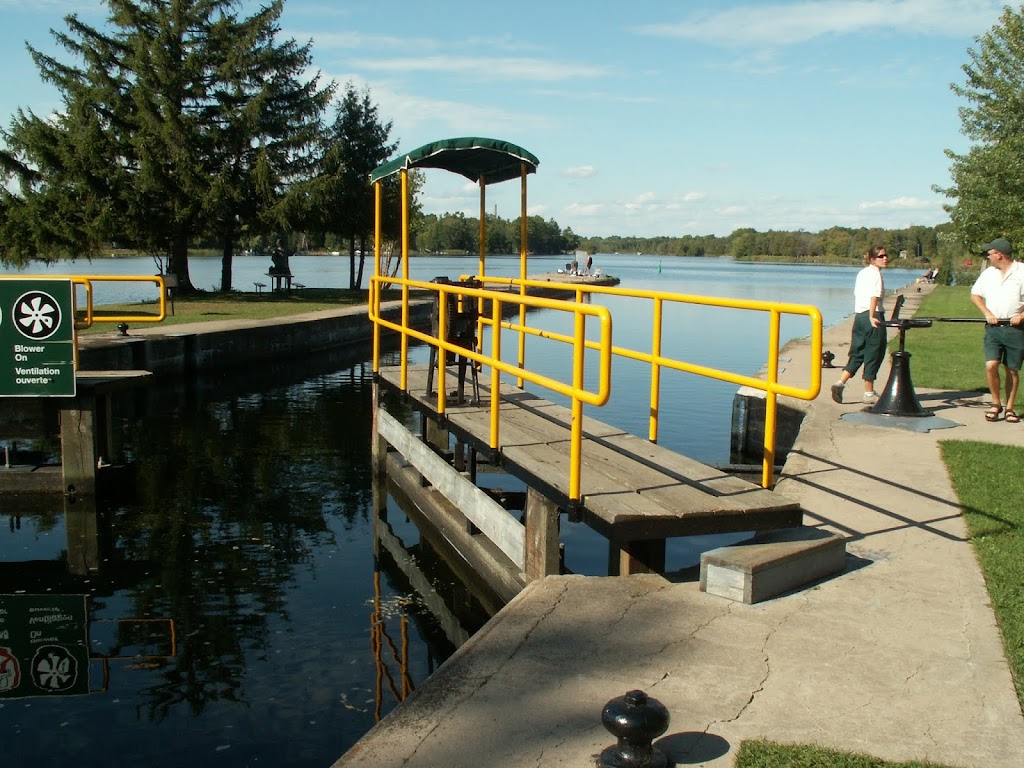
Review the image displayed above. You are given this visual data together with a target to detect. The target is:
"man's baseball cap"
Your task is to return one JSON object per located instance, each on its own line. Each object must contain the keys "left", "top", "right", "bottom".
{"left": 982, "top": 237, "right": 1013, "bottom": 256}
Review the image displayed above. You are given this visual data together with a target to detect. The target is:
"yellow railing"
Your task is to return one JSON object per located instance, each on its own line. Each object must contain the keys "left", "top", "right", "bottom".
{"left": 369, "top": 275, "right": 613, "bottom": 501}
{"left": 371, "top": 273, "right": 821, "bottom": 493}
{"left": 67, "top": 275, "right": 168, "bottom": 328}
{"left": 473, "top": 276, "right": 822, "bottom": 488}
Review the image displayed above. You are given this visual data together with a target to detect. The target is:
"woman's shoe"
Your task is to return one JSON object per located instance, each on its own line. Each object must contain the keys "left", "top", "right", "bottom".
{"left": 985, "top": 405, "right": 1003, "bottom": 422}
{"left": 1005, "top": 409, "right": 1020, "bottom": 423}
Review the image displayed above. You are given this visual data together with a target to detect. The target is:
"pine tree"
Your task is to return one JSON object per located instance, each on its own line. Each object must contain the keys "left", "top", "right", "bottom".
{"left": 311, "top": 83, "right": 398, "bottom": 289}
{"left": 0, "top": 0, "right": 333, "bottom": 291}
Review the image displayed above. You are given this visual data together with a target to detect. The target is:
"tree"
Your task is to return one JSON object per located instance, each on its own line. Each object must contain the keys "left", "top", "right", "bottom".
{"left": 310, "top": 83, "right": 397, "bottom": 289}
{"left": 937, "top": 5, "right": 1024, "bottom": 250}
{"left": 0, "top": 0, "right": 333, "bottom": 291}
{"left": 204, "top": 1, "right": 335, "bottom": 291}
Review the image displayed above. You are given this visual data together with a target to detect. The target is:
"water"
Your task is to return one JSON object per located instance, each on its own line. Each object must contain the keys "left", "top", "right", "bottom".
{"left": 0, "top": 255, "right": 918, "bottom": 767}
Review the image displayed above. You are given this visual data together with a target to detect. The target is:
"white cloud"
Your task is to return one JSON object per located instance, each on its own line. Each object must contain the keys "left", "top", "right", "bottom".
{"left": 563, "top": 166, "right": 597, "bottom": 178}
{"left": 683, "top": 191, "right": 707, "bottom": 202}
{"left": 566, "top": 202, "right": 610, "bottom": 217}
{"left": 633, "top": 0, "right": 1001, "bottom": 47}
{"left": 308, "top": 31, "right": 429, "bottom": 50}
{"left": 858, "top": 196, "right": 937, "bottom": 211}
{"left": 0, "top": 0, "right": 101, "bottom": 9}
{"left": 360, "top": 56, "right": 611, "bottom": 82}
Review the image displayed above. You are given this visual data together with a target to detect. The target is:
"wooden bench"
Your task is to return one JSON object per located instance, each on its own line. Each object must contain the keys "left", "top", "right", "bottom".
{"left": 699, "top": 527, "right": 846, "bottom": 603}
{"left": 254, "top": 282, "right": 266, "bottom": 294}
{"left": 293, "top": 283, "right": 306, "bottom": 290}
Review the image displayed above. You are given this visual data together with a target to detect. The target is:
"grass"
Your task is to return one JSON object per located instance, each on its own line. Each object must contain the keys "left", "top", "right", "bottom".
{"left": 734, "top": 740, "right": 961, "bottom": 768}
{"left": 899, "top": 285, "right": 996, "bottom": 399}
{"left": 938, "top": 440, "right": 1024, "bottom": 706}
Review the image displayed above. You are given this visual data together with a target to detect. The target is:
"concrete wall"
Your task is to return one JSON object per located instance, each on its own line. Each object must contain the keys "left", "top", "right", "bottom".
{"left": 77, "top": 300, "right": 433, "bottom": 376}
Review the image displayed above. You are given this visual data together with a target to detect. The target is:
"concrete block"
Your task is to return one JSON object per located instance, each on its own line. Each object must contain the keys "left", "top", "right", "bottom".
{"left": 700, "top": 526, "right": 846, "bottom": 604}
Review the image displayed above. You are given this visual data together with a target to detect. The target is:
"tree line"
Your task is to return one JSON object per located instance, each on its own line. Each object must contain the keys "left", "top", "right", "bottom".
{"left": 413, "top": 211, "right": 955, "bottom": 265}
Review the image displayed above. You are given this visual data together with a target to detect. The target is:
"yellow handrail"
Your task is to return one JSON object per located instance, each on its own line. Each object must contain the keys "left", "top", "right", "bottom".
{"left": 369, "top": 275, "right": 612, "bottom": 501}
{"left": 471, "top": 275, "right": 822, "bottom": 488}
{"left": 54, "top": 274, "right": 167, "bottom": 327}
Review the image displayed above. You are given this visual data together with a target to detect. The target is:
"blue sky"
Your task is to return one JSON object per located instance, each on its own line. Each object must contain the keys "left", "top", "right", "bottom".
{"left": 0, "top": 0, "right": 1009, "bottom": 238}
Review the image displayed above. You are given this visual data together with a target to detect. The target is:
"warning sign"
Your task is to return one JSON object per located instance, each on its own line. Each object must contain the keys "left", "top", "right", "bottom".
{"left": 0, "top": 279, "right": 76, "bottom": 397}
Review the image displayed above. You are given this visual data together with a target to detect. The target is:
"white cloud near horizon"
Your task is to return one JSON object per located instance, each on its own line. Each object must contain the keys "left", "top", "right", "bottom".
{"left": 633, "top": 0, "right": 1002, "bottom": 47}
{"left": 358, "top": 56, "right": 611, "bottom": 82}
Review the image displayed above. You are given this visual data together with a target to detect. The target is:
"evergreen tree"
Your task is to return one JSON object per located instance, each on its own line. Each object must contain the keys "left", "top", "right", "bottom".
{"left": 938, "top": 5, "right": 1024, "bottom": 250}
{"left": 311, "top": 83, "right": 398, "bottom": 289}
{"left": 0, "top": 0, "right": 333, "bottom": 291}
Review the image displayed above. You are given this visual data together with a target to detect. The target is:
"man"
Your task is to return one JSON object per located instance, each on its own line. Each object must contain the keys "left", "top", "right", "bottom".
{"left": 971, "top": 237, "right": 1024, "bottom": 423}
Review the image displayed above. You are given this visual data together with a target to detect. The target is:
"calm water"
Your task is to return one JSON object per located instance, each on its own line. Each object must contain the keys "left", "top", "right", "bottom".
{"left": 1, "top": 255, "right": 918, "bottom": 767}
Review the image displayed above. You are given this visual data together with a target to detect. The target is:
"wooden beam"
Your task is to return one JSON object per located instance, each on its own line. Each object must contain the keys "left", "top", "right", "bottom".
{"left": 524, "top": 487, "right": 560, "bottom": 581}
{"left": 378, "top": 409, "right": 525, "bottom": 569}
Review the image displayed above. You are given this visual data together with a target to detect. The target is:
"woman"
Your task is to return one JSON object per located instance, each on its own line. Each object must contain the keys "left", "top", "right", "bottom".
{"left": 831, "top": 245, "right": 889, "bottom": 404}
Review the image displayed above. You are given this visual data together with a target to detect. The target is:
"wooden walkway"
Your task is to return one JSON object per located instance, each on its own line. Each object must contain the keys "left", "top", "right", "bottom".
{"left": 377, "top": 364, "right": 802, "bottom": 575}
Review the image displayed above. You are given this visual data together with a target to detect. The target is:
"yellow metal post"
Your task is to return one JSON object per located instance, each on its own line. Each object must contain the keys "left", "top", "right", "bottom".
{"left": 400, "top": 169, "right": 410, "bottom": 392}
{"left": 569, "top": 305, "right": 586, "bottom": 501}
{"left": 517, "top": 163, "right": 528, "bottom": 386}
{"left": 479, "top": 177, "right": 487, "bottom": 279}
{"left": 489, "top": 296, "right": 503, "bottom": 454}
{"left": 762, "top": 309, "right": 782, "bottom": 488}
{"left": 648, "top": 298, "right": 663, "bottom": 443}
{"left": 373, "top": 181, "right": 382, "bottom": 373}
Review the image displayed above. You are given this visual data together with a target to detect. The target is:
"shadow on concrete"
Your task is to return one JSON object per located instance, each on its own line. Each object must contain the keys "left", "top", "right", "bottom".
{"left": 781, "top": 449, "right": 968, "bottom": 543}
{"left": 656, "top": 731, "right": 730, "bottom": 764}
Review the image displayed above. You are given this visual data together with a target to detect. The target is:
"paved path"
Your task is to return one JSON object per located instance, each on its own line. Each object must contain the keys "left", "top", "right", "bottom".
{"left": 336, "top": 284, "right": 1024, "bottom": 768}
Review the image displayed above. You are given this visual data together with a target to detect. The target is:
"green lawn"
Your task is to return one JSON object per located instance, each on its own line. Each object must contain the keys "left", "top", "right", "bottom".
{"left": 899, "top": 285, "right": 997, "bottom": 400}
{"left": 734, "top": 740, "right": 961, "bottom": 768}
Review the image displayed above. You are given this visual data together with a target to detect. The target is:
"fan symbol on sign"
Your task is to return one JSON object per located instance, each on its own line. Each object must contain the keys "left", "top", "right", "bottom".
{"left": 31, "top": 645, "right": 77, "bottom": 692}
{"left": 15, "top": 291, "right": 62, "bottom": 340}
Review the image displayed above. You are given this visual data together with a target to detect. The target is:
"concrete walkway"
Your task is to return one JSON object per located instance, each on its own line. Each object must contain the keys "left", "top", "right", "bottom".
{"left": 336, "top": 284, "right": 1024, "bottom": 767}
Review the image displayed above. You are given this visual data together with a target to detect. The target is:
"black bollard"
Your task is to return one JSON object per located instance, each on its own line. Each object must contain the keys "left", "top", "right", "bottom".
{"left": 598, "top": 690, "right": 670, "bottom": 768}
{"left": 117, "top": 322, "right": 130, "bottom": 337}
{"left": 870, "top": 317, "right": 933, "bottom": 417}
{"left": 821, "top": 350, "right": 836, "bottom": 368}
{"left": 869, "top": 350, "right": 928, "bottom": 416}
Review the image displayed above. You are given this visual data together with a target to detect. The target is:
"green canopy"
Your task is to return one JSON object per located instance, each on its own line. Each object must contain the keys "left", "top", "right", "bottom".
{"left": 370, "top": 137, "right": 539, "bottom": 184}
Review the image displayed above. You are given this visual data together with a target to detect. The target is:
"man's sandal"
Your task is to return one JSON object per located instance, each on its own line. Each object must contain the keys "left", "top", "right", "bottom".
{"left": 1006, "top": 410, "right": 1020, "bottom": 424}
{"left": 985, "top": 406, "right": 1003, "bottom": 422}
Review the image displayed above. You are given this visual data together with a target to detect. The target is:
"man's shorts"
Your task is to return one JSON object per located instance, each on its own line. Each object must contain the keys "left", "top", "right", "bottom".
{"left": 983, "top": 324, "right": 1024, "bottom": 370}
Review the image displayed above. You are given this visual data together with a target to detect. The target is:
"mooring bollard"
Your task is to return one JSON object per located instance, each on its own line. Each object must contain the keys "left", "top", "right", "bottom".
{"left": 821, "top": 350, "right": 835, "bottom": 368}
{"left": 598, "top": 689, "right": 670, "bottom": 768}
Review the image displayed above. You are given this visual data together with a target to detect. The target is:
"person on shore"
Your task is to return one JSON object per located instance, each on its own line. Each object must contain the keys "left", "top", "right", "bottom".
{"left": 970, "top": 237, "right": 1024, "bottom": 423}
{"left": 831, "top": 245, "right": 889, "bottom": 404}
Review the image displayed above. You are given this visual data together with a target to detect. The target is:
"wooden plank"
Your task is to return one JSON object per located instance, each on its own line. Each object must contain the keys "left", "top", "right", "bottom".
{"left": 387, "top": 455, "right": 525, "bottom": 605}
{"left": 377, "top": 409, "right": 525, "bottom": 569}
{"left": 377, "top": 365, "right": 802, "bottom": 540}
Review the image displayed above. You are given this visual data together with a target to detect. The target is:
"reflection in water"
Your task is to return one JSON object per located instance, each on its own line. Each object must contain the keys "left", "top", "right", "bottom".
{"left": 0, "top": 346, "right": 466, "bottom": 768}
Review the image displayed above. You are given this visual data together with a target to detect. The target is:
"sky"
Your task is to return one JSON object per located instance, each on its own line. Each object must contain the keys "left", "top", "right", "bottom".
{"left": 0, "top": 0, "right": 1011, "bottom": 238}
